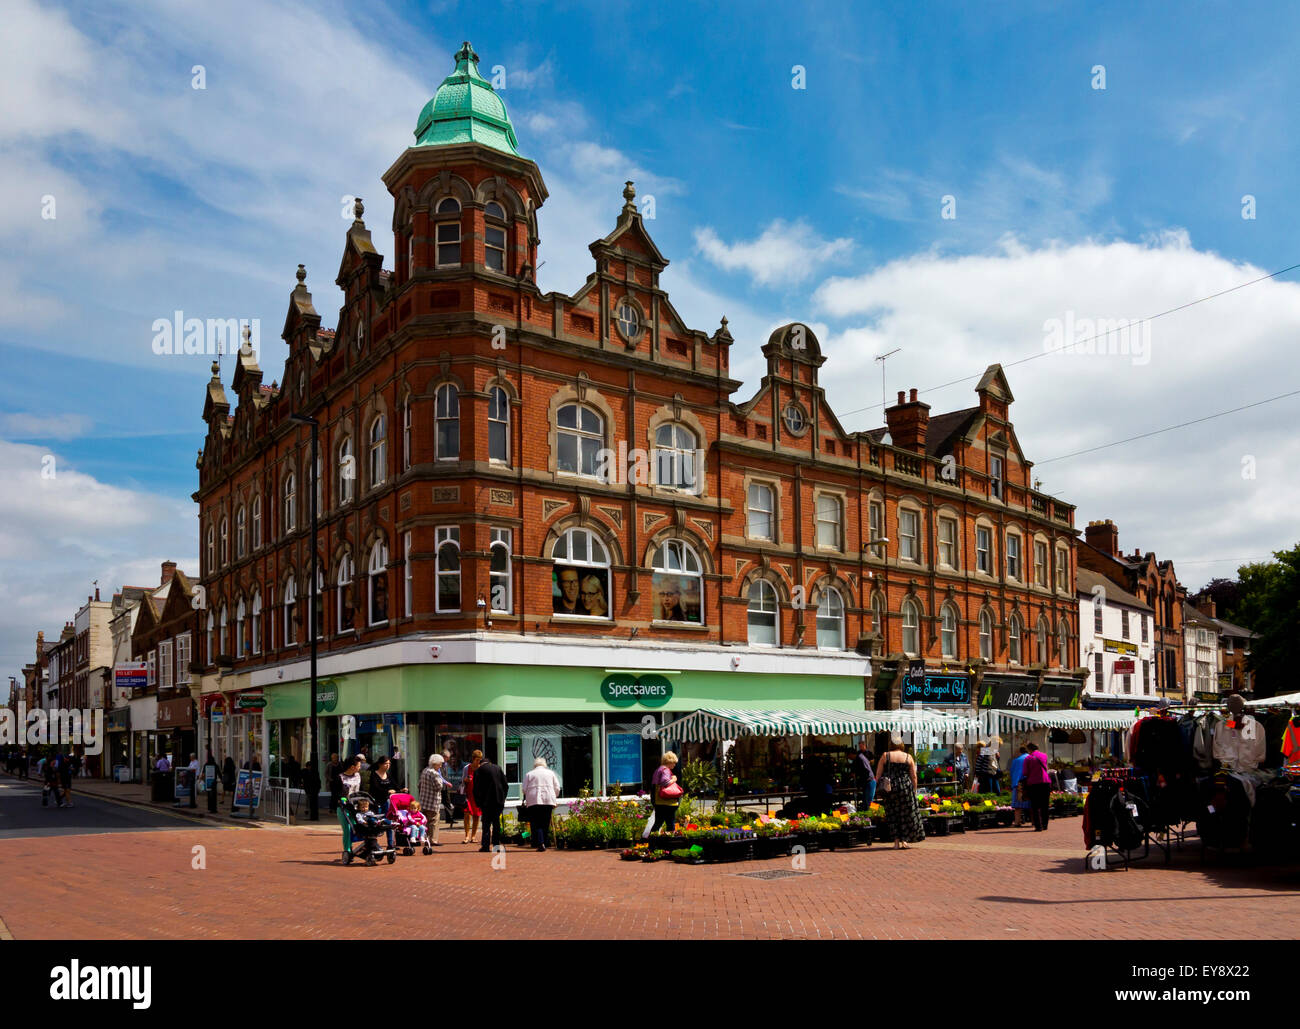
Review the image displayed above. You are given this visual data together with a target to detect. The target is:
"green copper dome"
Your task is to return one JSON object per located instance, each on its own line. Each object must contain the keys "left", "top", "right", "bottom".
{"left": 414, "top": 41, "right": 521, "bottom": 155}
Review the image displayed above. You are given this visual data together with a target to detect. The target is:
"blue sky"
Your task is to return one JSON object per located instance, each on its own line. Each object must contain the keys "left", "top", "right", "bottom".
{"left": 3, "top": 0, "right": 1300, "bottom": 673}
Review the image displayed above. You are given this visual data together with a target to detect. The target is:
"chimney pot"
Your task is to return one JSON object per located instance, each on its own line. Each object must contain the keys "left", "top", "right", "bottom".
{"left": 909, "top": 388, "right": 918, "bottom": 402}
{"left": 896, "top": 390, "right": 905, "bottom": 405}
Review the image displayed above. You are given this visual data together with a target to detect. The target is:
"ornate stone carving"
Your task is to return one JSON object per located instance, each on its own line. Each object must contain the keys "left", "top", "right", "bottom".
{"left": 541, "top": 498, "right": 568, "bottom": 521}
{"left": 597, "top": 505, "right": 623, "bottom": 529}
{"left": 489, "top": 488, "right": 513, "bottom": 506}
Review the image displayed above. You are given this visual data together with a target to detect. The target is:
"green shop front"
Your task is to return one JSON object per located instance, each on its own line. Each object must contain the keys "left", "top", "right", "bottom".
{"left": 263, "top": 658, "right": 868, "bottom": 801}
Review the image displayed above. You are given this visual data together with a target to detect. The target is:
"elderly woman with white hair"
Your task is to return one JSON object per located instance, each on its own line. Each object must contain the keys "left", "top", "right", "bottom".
{"left": 522, "top": 756, "right": 562, "bottom": 851}
{"left": 874, "top": 732, "right": 925, "bottom": 849}
{"left": 417, "top": 753, "right": 453, "bottom": 846}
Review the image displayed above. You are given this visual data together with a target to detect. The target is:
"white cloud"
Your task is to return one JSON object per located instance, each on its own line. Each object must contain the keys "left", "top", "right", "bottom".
{"left": 0, "top": 413, "right": 94, "bottom": 440}
{"left": 693, "top": 219, "right": 853, "bottom": 287}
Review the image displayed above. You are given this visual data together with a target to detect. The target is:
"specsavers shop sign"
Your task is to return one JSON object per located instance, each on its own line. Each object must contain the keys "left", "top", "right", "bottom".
{"left": 600, "top": 673, "right": 673, "bottom": 708}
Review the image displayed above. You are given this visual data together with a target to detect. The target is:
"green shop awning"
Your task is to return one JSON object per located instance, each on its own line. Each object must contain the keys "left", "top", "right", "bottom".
{"left": 991, "top": 709, "right": 1139, "bottom": 732}
{"left": 658, "top": 707, "right": 978, "bottom": 742}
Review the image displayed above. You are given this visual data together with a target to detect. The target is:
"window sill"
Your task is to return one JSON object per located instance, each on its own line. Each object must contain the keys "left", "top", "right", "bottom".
{"left": 650, "top": 620, "right": 708, "bottom": 631}
{"left": 550, "top": 614, "right": 613, "bottom": 623}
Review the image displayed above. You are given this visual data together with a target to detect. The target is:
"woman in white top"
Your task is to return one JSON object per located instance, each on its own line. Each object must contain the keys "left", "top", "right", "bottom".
{"left": 522, "top": 757, "right": 562, "bottom": 851}
{"left": 336, "top": 754, "right": 363, "bottom": 860}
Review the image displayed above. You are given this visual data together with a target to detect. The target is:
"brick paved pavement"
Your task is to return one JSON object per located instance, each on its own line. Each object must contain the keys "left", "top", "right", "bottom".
{"left": 2, "top": 817, "right": 1297, "bottom": 939}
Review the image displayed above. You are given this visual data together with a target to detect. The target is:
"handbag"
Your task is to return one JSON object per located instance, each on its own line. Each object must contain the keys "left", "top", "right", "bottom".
{"left": 659, "top": 781, "right": 683, "bottom": 800}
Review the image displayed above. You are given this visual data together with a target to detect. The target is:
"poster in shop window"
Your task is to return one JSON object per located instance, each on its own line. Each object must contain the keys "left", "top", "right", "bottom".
{"left": 651, "top": 573, "right": 702, "bottom": 623}
{"left": 552, "top": 565, "right": 610, "bottom": 618}
{"left": 520, "top": 735, "right": 563, "bottom": 787}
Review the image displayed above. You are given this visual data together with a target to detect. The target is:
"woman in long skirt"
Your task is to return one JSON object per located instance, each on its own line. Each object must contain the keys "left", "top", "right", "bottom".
{"left": 875, "top": 733, "right": 925, "bottom": 848}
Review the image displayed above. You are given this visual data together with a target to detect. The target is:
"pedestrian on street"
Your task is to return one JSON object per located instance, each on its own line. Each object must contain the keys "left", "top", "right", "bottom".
{"left": 367, "top": 755, "right": 396, "bottom": 814}
{"left": 951, "top": 742, "right": 971, "bottom": 790}
{"left": 221, "top": 756, "right": 237, "bottom": 794}
{"left": 156, "top": 753, "right": 171, "bottom": 773}
{"left": 336, "top": 754, "right": 363, "bottom": 858}
{"left": 461, "top": 750, "right": 483, "bottom": 844}
{"left": 186, "top": 753, "right": 199, "bottom": 808}
{"left": 852, "top": 740, "right": 876, "bottom": 810}
{"left": 522, "top": 757, "right": 562, "bottom": 851}
{"left": 875, "top": 733, "right": 924, "bottom": 849}
{"left": 303, "top": 754, "right": 321, "bottom": 821}
{"left": 1022, "top": 742, "right": 1053, "bottom": 831}
{"left": 650, "top": 752, "right": 681, "bottom": 835}
{"left": 1008, "top": 746, "right": 1031, "bottom": 827}
{"left": 325, "top": 753, "right": 341, "bottom": 814}
{"left": 472, "top": 753, "right": 508, "bottom": 853}
{"left": 43, "top": 753, "right": 65, "bottom": 808}
{"left": 417, "top": 754, "right": 452, "bottom": 847}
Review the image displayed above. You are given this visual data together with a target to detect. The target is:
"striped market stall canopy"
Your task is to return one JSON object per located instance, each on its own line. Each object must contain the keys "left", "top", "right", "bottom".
{"left": 657, "top": 707, "right": 978, "bottom": 742}
{"left": 990, "top": 709, "right": 1139, "bottom": 733}
{"left": 1245, "top": 692, "right": 1300, "bottom": 708}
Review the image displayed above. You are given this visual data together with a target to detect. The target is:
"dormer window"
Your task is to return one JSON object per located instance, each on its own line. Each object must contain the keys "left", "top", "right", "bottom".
{"left": 436, "top": 198, "right": 461, "bottom": 266}
{"left": 484, "top": 201, "right": 507, "bottom": 272}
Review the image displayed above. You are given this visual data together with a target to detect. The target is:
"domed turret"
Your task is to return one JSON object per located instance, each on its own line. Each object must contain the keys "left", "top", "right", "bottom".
{"left": 414, "top": 41, "right": 521, "bottom": 156}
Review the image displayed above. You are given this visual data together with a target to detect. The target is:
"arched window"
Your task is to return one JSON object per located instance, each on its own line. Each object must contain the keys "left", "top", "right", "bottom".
{"left": 368, "top": 540, "right": 389, "bottom": 626}
{"left": 283, "top": 474, "right": 296, "bottom": 535}
{"left": 484, "top": 200, "right": 507, "bottom": 272}
{"left": 435, "top": 527, "right": 460, "bottom": 613}
{"left": 488, "top": 386, "right": 509, "bottom": 463}
{"left": 338, "top": 436, "right": 354, "bottom": 504}
{"left": 435, "top": 384, "right": 459, "bottom": 460}
{"left": 251, "top": 495, "right": 262, "bottom": 549}
{"left": 283, "top": 576, "right": 297, "bottom": 645}
{"left": 218, "top": 605, "right": 228, "bottom": 657}
{"left": 315, "top": 454, "right": 323, "bottom": 516}
{"left": 311, "top": 561, "right": 324, "bottom": 642}
{"left": 653, "top": 423, "right": 698, "bottom": 491}
{"left": 369, "top": 416, "right": 387, "bottom": 489}
{"left": 205, "top": 525, "right": 215, "bottom": 574}
{"left": 235, "top": 506, "right": 246, "bottom": 559}
{"left": 871, "top": 592, "right": 886, "bottom": 637}
{"left": 979, "top": 608, "right": 994, "bottom": 661}
{"left": 1008, "top": 613, "right": 1023, "bottom": 665}
{"left": 219, "top": 517, "right": 229, "bottom": 566}
{"left": 490, "top": 528, "right": 512, "bottom": 613}
{"left": 556, "top": 403, "right": 603, "bottom": 478}
{"left": 251, "top": 590, "right": 262, "bottom": 655}
{"left": 901, "top": 598, "right": 921, "bottom": 656}
{"left": 205, "top": 610, "right": 214, "bottom": 663}
{"left": 552, "top": 527, "right": 611, "bottom": 618}
{"left": 1057, "top": 618, "right": 1069, "bottom": 667}
{"left": 436, "top": 197, "right": 461, "bottom": 266}
{"left": 1037, "top": 616, "right": 1050, "bottom": 665}
{"left": 815, "top": 494, "right": 843, "bottom": 550}
{"left": 746, "top": 580, "right": 779, "bottom": 646}
{"left": 235, "top": 598, "right": 246, "bottom": 658}
{"left": 336, "top": 553, "right": 354, "bottom": 634}
{"left": 940, "top": 603, "right": 959, "bottom": 659}
{"left": 402, "top": 398, "right": 412, "bottom": 471}
{"left": 407, "top": 228, "right": 415, "bottom": 278}
{"left": 816, "top": 587, "right": 845, "bottom": 650}
{"left": 651, "top": 539, "right": 703, "bottom": 624}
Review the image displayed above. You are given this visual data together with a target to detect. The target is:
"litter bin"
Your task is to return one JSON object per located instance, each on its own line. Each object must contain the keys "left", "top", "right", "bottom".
{"left": 152, "top": 770, "right": 174, "bottom": 802}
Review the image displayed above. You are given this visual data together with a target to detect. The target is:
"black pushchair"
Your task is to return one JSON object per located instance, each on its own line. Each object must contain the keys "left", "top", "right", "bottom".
{"left": 339, "top": 793, "right": 398, "bottom": 866}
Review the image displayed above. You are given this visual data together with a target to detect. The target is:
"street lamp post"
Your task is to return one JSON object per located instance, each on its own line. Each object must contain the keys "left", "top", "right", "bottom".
{"left": 289, "top": 412, "right": 321, "bottom": 821}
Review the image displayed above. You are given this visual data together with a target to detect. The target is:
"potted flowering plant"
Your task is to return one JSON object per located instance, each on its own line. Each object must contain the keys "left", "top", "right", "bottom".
{"left": 670, "top": 845, "right": 706, "bottom": 865}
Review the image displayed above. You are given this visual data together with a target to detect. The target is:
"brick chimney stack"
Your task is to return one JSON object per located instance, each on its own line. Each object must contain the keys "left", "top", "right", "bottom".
{"left": 1196, "top": 597, "right": 1217, "bottom": 619}
{"left": 161, "top": 560, "right": 177, "bottom": 586}
{"left": 1084, "top": 519, "right": 1119, "bottom": 558}
{"left": 883, "top": 387, "right": 931, "bottom": 454}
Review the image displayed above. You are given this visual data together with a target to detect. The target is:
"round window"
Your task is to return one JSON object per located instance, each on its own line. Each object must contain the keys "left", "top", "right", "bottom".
{"left": 783, "top": 403, "right": 806, "bottom": 434}
{"left": 615, "top": 300, "right": 641, "bottom": 342}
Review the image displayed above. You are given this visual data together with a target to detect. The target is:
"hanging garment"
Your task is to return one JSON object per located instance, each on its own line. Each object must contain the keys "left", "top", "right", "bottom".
{"left": 1281, "top": 719, "right": 1300, "bottom": 773}
{"left": 1213, "top": 714, "right": 1267, "bottom": 771}
{"left": 1198, "top": 773, "right": 1251, "bottom": 849}
{"left": 1262, "top": 711, "right": 1291, "bottom": 770}
{"left": 1192, "top": 713, "right": 1218, "bottom": 773}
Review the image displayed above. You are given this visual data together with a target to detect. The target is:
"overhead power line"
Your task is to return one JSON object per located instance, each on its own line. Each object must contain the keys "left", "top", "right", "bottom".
{"left": 839, "top": 259, "right": 1300, "bottom": 420}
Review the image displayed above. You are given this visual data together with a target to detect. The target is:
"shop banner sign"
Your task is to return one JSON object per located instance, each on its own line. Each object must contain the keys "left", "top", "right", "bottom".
{"left": 315, "top": 681, "right": 338, "bottom": 714}
{"left": 211, "top": 710, "right": 224, "bottom": 725}
{"left": 607, "top": 733, "right": 642, "bottom": 787}
{"left": 600, "top": 673, "right": 673, "bottom": 708}
{"left": 1038, "top": 681, "right": 1081, "bottom": 710}
{"left": 1104, "top": 639, "right": 1138, "bottom": 657}
{"left": 233, "top": 769, "right": 263, "bottom": 810}
{"left": 901, "top": 673, "right": 971, "bottom": 706}
{"left": 235, "top": 693, "right": 266, "bottom": 711}
{"left": 106, "top": 708, "right": 131, "bottom": 733}
{"left": 1112, "top": 659, "right": 1135, "bottom": 675}
{"left": 114, "top": 662, "right": 148, "bottom": 691}
{"left": 174, "top": 767, "right": 194, "bottom": 800}
{"left": 982, "top": 681, "right": 1038, "bottom": 710}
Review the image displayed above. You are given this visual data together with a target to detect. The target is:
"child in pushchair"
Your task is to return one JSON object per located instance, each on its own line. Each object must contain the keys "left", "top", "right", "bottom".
{"left": 340, "top": 793, "right": 397, "bottom": 866}
{"left": 387, "top": 793, "right": 433, "bottom": 855}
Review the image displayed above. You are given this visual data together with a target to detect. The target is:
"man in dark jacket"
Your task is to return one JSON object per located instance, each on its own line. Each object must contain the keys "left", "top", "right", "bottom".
{"left": 472, "top": 756, "right": 509, "bottom": 853}
{"left": 852, "top": 741, "right": 876, "bottom": 810}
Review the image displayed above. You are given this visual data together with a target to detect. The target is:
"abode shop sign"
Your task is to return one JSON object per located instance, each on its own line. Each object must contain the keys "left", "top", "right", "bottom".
{"left": 600, "top": 673, "right": 673, "bottom": 708}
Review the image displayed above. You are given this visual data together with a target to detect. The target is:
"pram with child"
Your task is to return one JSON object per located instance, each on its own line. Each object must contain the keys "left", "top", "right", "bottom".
{"left": 339, "top": 792, "right": 398, "bottom": 866}
{"left": 386, "top": 792, "right": 433, "bottom": 856}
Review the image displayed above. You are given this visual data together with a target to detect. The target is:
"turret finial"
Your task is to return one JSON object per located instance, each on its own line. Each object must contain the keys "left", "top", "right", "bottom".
{"left": 353, "top": 196, "right": 364, "bottom": 221}
{"left": 296, "top": 263, "right": 306, "bottom": 284}
{"left": 622, "top": 180, "right": 636, "bottom": 214}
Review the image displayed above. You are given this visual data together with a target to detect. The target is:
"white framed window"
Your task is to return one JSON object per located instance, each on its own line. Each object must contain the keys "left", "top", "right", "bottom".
{"left": 1142, "top": 659, "right": 1151, "bottom": 693}
{"left": 746, "top": 580, "right": 779, "bottom": 646}
{"left": 205, "top": 611, "right": 214, "bottom": 664}
{"left": 938, "top": 516, "right": 958, "bottom": 568}
{"left": 1055, "top": 547, "right": 1068, "bottom": 591}
{"left": 551, "top": 528, "right": 611, "bottom": 619}
{"left": 484, "top": 201, "right": 507, "bottom": 272}
{"left": 815, "top": 494, "right": 843, "bottom": 550}
{"left": 312, "top": 562, "right": 325, "bottom": 642}
{"left": 746, "top": 482, "right": 775, "bottom": 540}
{"left": 147, "top": 648, "right": 157, "bottom": 688}
{"left": 976, "top": 525, "right": 992, "bottom": 574}
{"left": 651, "top": 539, "right": 704, "bottom": 624}
{"left": 1094, "top": 602, "right": 1103, "bottom": 635}
{"left": 338, "top": 437, "right": 354, "bottom": 504}
{"left": 407, "top": 230, "right": 415, "bottom": 278}
{"left": 368, "top": 540, "right": 389, "bottom": 626}
{"left": 205, "top": 525, "right": 215, "bottom": 574}
{"left": 782, "top": 403, "right": 806, "bottom": 435}
{"left": 355, "top": 318, "right": 364, "bottom": 352}
{"left": 871, "top": 593, "right": 886, "bottom": 638}
{"left": 336, "top": 553, "right": 353, "bottom": 634}
{"left": 435, "top": 527, "right": 460, "bottom": 613}
{"left": 1006, "top": 533, "right": 1022, "bottom": 580}
{"left": 217, "top": 606, "right": 228, "bottom": 657}
{"left": 235, "top": 598, "right": 246, "bottom": 658}
{"left": 402, "top": 398, "right": 412, "bottom": 471}
{"left": 435, "top": 384, "right": 459, "bottom": 460}
{"left": 1037, "top": 616, "right": 1050, "bottom": 665}
{"left": 654, "top": 423, "right": 698, "bottom": 490}
{"left": 940, "top": 603, "right": 959, "bottom": 659}
{"left": 816, "top": 587, "right": 845, "bottom": 650}
{"left": 369, "top": 415, "right": 387, "bottom": 489}
{"left": 176, "top": 632, "right": 191, "bottom": 678}
{"left": 250, "top": 593, "right": 261, "bottom": 655}
{"left": 488, "top": 387, "right": 509, "bottom": 463}
{"left": 283, "top": 473, "right": 296, "bottom": 535}
{"left": 901, "top": 598, "right": 921, "bottom": 656}
{"left": 1094, "top": 652, "right": 1104, "bottom": 691}
{"left": 556, "top": 403, "right": 603, "bottom": 477}
{"left": 219, "top": 517, "right": 229, "bottom": 566}
{"left": 283, "top": 577, "right": 297, "bottom": 645}
{"left": 1057, "top": 618, "right": 1068, "bottom": 667}
{"left": 979, "top": 608, "right": 993, "bottom": 661}
{"left": 868, "top": 500, "right": 885, "bottom": 557}
{"left": 490, "top": 528, "right": 511, "bottom": 614}
{"left": 1008, "top": 613, "right": 1023, "bottom": 664}
{"left": 1121, "top": 610, "right": 1130, "bottom": 639}
{"left": 236, "top": 506, "right": 246, "bottom": 559}
{"left": 404, "top": 532, "right": 414, "bottom": 617}
{"left": 899, "top": 508, "right": 920, "bottom": 562}
{"left": 436, "top": 197, "right": 461, "bottom": 266}
{"left": 159, "top": 640, "right": 173, "bottom": 690}
{"left": 990, "top": 455, "right": 1004, "bottom": 500}
{"left": 315, "top": 454, "right": 323, "bottom": 518}
{"left": 615, "top": 299, "right": 641, "bottom": 341}
{"left": 1034, "top": 540, "right": 1048, "bottom": 587}
{"left": 1141, "top": 616, "right": 1149, "bottom": 643}
{"left": 251, "top": 495, "right": 262, "bottom": 549}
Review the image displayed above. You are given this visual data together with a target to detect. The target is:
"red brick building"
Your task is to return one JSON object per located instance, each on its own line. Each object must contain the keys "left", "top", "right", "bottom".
{"left": 193, "top": 42, "right": 1081, "bottom": 787}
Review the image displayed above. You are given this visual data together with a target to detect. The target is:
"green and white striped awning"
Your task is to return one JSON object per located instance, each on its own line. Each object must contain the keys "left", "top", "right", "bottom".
{"left": 657, "top": 707, "right": 978, "bottom": 742}
{"left": 990, "top": 709, "right": 1138, "bottom": 732}
{"left": 1246, "top": 692, "right": 1300, "bottom": 708}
